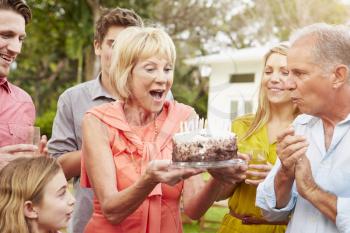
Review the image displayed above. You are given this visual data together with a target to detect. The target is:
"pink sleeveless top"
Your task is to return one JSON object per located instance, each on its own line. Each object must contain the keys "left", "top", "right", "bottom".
{"left": 81, "top": 101, "right": 194, "bottom": 233}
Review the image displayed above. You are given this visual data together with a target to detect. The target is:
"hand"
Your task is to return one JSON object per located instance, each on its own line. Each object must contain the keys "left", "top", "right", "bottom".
{"left": 0, "top": 144, "right": 38, "bottom": 155}
{"left": 295, "top": 155, "right": 318, "bottom": 199}
{"left": 207, "top": 152, "right": 249, "bottom": 184}
{"left": 0, "top": 154, "right": 15, "bottom": 170}
{"left": 245, "top": 162, "right": 273, "bottom": 186}
{"left": 276, "top": 126, "right": 308, "bottom": 179}
{"left": 145, "top": 160, "right": 205, "bottom": 186}
{"left": 38, "top": 135, "right": 48, "bottom": 156}
{"left": 0, "top": 145, "right": 38, "bottom": 170}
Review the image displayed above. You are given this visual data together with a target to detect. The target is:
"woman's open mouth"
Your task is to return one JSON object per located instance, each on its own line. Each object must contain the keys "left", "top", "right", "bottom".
{"left": 149, "top": 89, "right": 165, "bottom": 101}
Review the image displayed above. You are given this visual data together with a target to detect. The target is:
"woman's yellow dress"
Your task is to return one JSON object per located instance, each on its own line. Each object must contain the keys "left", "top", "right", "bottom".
{"left": 217, "top": 115, "right": 286, "bottom": 233}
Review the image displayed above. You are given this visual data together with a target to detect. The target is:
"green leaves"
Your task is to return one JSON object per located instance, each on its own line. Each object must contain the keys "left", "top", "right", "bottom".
{"left": 9, "top": 0, "right": 349, "bottom": 136}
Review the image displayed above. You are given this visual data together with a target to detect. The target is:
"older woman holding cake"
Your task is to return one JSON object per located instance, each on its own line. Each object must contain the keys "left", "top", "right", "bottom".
{"left": 185, "top": 43, "right": 299, "bottom": 233}
{"left": 80, "top": 26, "right": 247, "bottom": 233}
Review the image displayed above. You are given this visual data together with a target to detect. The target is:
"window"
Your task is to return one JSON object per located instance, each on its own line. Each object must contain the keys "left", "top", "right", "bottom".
{"left": 230, "top": 100, "right": 253, "bottom": 119}
{"left": 229, "top": 73, "right": 255, "bottom": 83}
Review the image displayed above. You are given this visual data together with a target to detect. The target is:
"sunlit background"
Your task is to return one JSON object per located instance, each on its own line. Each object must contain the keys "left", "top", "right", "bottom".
{"left": 12, "top": 0, "right": 350, "bottom": 139}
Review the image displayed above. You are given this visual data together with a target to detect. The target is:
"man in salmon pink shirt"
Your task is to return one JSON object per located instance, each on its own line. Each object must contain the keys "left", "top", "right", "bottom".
{"left": 0, "top": 0, "right": 46, "bottom": 167}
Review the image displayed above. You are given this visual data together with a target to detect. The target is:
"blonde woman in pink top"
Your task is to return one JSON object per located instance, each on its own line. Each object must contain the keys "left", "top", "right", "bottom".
{"left": 81, "top": 27, "right": 248, "bottom": 233}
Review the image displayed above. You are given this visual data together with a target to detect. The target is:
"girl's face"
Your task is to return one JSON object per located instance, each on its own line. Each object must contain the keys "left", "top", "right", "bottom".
{"left": 261, "top": 53, "right": 291, "bottom": 105}
{"left": 129, "top": 56, "right": 174, "bottom": 113}
{"left": 35, "top": 170, "right": 75, "bottom": 232}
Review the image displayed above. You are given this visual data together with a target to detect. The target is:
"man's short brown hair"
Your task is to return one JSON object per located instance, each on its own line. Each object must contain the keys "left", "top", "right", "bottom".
{"left": 94, "top": 7, "right": 144, "bottom": 44}
{"left": 0, "top": 0, "right": 32, "bottom": 24}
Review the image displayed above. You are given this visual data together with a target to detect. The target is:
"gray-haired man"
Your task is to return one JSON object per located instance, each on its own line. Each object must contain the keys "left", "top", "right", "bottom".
{"left": 256, "top": 23, "right": 350, "bottom": 233}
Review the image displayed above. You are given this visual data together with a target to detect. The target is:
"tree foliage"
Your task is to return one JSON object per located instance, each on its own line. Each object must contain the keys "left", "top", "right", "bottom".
{"left": 9, "top": 0, "right": 349, "bottom": 137}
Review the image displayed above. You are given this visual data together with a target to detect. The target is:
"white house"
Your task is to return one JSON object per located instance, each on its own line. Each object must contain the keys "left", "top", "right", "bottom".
{"left": 184, "top": 46, "right": 269, "bottom": 126}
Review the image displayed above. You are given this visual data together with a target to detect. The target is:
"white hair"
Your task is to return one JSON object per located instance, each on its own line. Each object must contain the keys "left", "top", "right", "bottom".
{"left": 290, "top": 23, "right": 350, "bottom": 79}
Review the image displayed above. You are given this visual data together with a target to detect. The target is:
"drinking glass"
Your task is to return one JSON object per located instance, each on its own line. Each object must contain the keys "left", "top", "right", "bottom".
{"left": 25, "top": 126, "right": 41, "bottom": 146}
{"left": 12, "top": 125, "right": 41, "bottom": 146}
{"left": 238, "top": 146, "right": 267, "bottom": 180}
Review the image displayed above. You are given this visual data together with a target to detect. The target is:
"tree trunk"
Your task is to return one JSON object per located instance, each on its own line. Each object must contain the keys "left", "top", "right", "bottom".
{"left": 84, "top": 0, "right": 102, "bottom": 80}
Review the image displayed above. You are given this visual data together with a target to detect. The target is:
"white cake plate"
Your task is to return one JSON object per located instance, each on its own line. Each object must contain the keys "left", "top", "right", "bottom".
{"left": 171, "top": 158, "right": 246, "bottom": 169}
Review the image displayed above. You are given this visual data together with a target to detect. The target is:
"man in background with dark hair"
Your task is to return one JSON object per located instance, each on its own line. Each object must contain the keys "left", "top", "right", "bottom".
{"left": 48, "top": 7, "right": 144, "bottom": 233}
{"left": 0, "top": 0, "right": 46, "bottom": 159}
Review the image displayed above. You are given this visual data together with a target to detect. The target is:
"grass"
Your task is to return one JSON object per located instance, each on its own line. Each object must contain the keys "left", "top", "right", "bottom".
{"left": 183, "top": 204, "right": 228, "bottom": 233}
{"left": 183, "top": 172, "right": 228, "bottom": 233}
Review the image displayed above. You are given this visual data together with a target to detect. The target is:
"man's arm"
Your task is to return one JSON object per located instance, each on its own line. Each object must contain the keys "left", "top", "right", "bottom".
{"left": 294, "top": 156, "right": 350, "bottom": 231}
{"left": 304, "top": 186, "right": 337, "bottom": 223}
{"left": 274, "top": 126, "right": 308, "bottom": 208}
{"left": 274, "top": 168, "right": 295, "bottom": 208}
{"left": 57, "top": 150, "right": 81, "bottom": 180}
{"left": 48, "top": 93, "right": 80, "bottom": 180}
{"left": 256, "top": 127, "right": 308, "bottom": 221}
{"left": 295, "top": 155, "right": 338, "bottom": 223}
{"left": 256, "top": 159, "right": 296, "bottom": 222}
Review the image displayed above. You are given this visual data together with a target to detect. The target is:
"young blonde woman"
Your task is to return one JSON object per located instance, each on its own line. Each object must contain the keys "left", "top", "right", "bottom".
{"left": 186, "top": 43, "right": 299, "bottom": 233}
{"left": 0, "top": 157, "right": 75, "bottom": 233}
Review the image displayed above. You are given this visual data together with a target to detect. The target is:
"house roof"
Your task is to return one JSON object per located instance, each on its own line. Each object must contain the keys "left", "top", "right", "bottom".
{"left": 184, "top": 46, "right": 270, "bottom": 65}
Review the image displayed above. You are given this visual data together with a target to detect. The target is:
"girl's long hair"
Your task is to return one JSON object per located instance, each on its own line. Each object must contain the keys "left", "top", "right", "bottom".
{"left": 0, "top": 157, "right": 61, "bottom": 233}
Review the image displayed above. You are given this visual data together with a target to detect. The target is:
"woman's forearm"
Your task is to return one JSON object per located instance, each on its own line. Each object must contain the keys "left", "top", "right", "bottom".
{"left": 184, "top": 178, "right": 236, "bottom": 220}
{"left": 101, "top": 173, "right": 158, "bottom": 224}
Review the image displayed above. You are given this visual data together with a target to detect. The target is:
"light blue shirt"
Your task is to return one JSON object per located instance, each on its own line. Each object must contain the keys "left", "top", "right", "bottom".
{"left": 256, "top": 114, "right": 350, "bottom": 233}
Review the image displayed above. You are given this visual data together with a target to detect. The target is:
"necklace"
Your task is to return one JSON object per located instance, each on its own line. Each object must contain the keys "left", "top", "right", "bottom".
{"left": 130, "top": 117, "right": 158, "bottom": 173}
{"left": 154, "top": 118, "right": 159, "bottom": 141}
{"left": 130, "top": 152, "right": 141, "bottom": 174}
{"left": 153, "top": 108, "right": 163, "bottom": 141}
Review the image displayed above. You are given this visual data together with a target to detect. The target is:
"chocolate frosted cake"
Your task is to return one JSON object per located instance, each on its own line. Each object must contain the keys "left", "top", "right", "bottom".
{"left": 172, "top": 130, "right": 237, "bottom": 163}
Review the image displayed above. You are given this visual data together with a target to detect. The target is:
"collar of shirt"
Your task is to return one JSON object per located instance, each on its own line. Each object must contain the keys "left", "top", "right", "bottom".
{"left": 294, "top": 113, "right": 350, "bottom": 156}
{"left": 0, "top": 77, "right": 11, "bottom": 93}
{"left": 339, "top": 113, "right": 350, "bottom": 125}
{"left": 91, "top": 73, "right": 116, "bottom": 101}
{"left": 294, "top": 113, "right": 350, "bottom": 126}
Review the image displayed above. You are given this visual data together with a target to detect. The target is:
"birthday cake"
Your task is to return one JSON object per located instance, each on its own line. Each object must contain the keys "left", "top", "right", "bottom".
{"left": 172, "top": 130, "right": 237, "bottom": 162}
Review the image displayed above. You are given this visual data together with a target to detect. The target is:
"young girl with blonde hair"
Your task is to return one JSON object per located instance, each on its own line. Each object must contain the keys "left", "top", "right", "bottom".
{"left": 0, "top": 157, "right": 75, "bottom": 233}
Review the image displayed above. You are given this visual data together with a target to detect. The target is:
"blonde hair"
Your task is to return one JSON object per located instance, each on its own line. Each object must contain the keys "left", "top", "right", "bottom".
{"left": 0, "top": 157, "right": 61, "bottom": 233}
{"left": 241, "top": 42, "right": 297, "bottom": 141}
{"left": 109, "top": 26, "right": 176, "bottom": 100}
